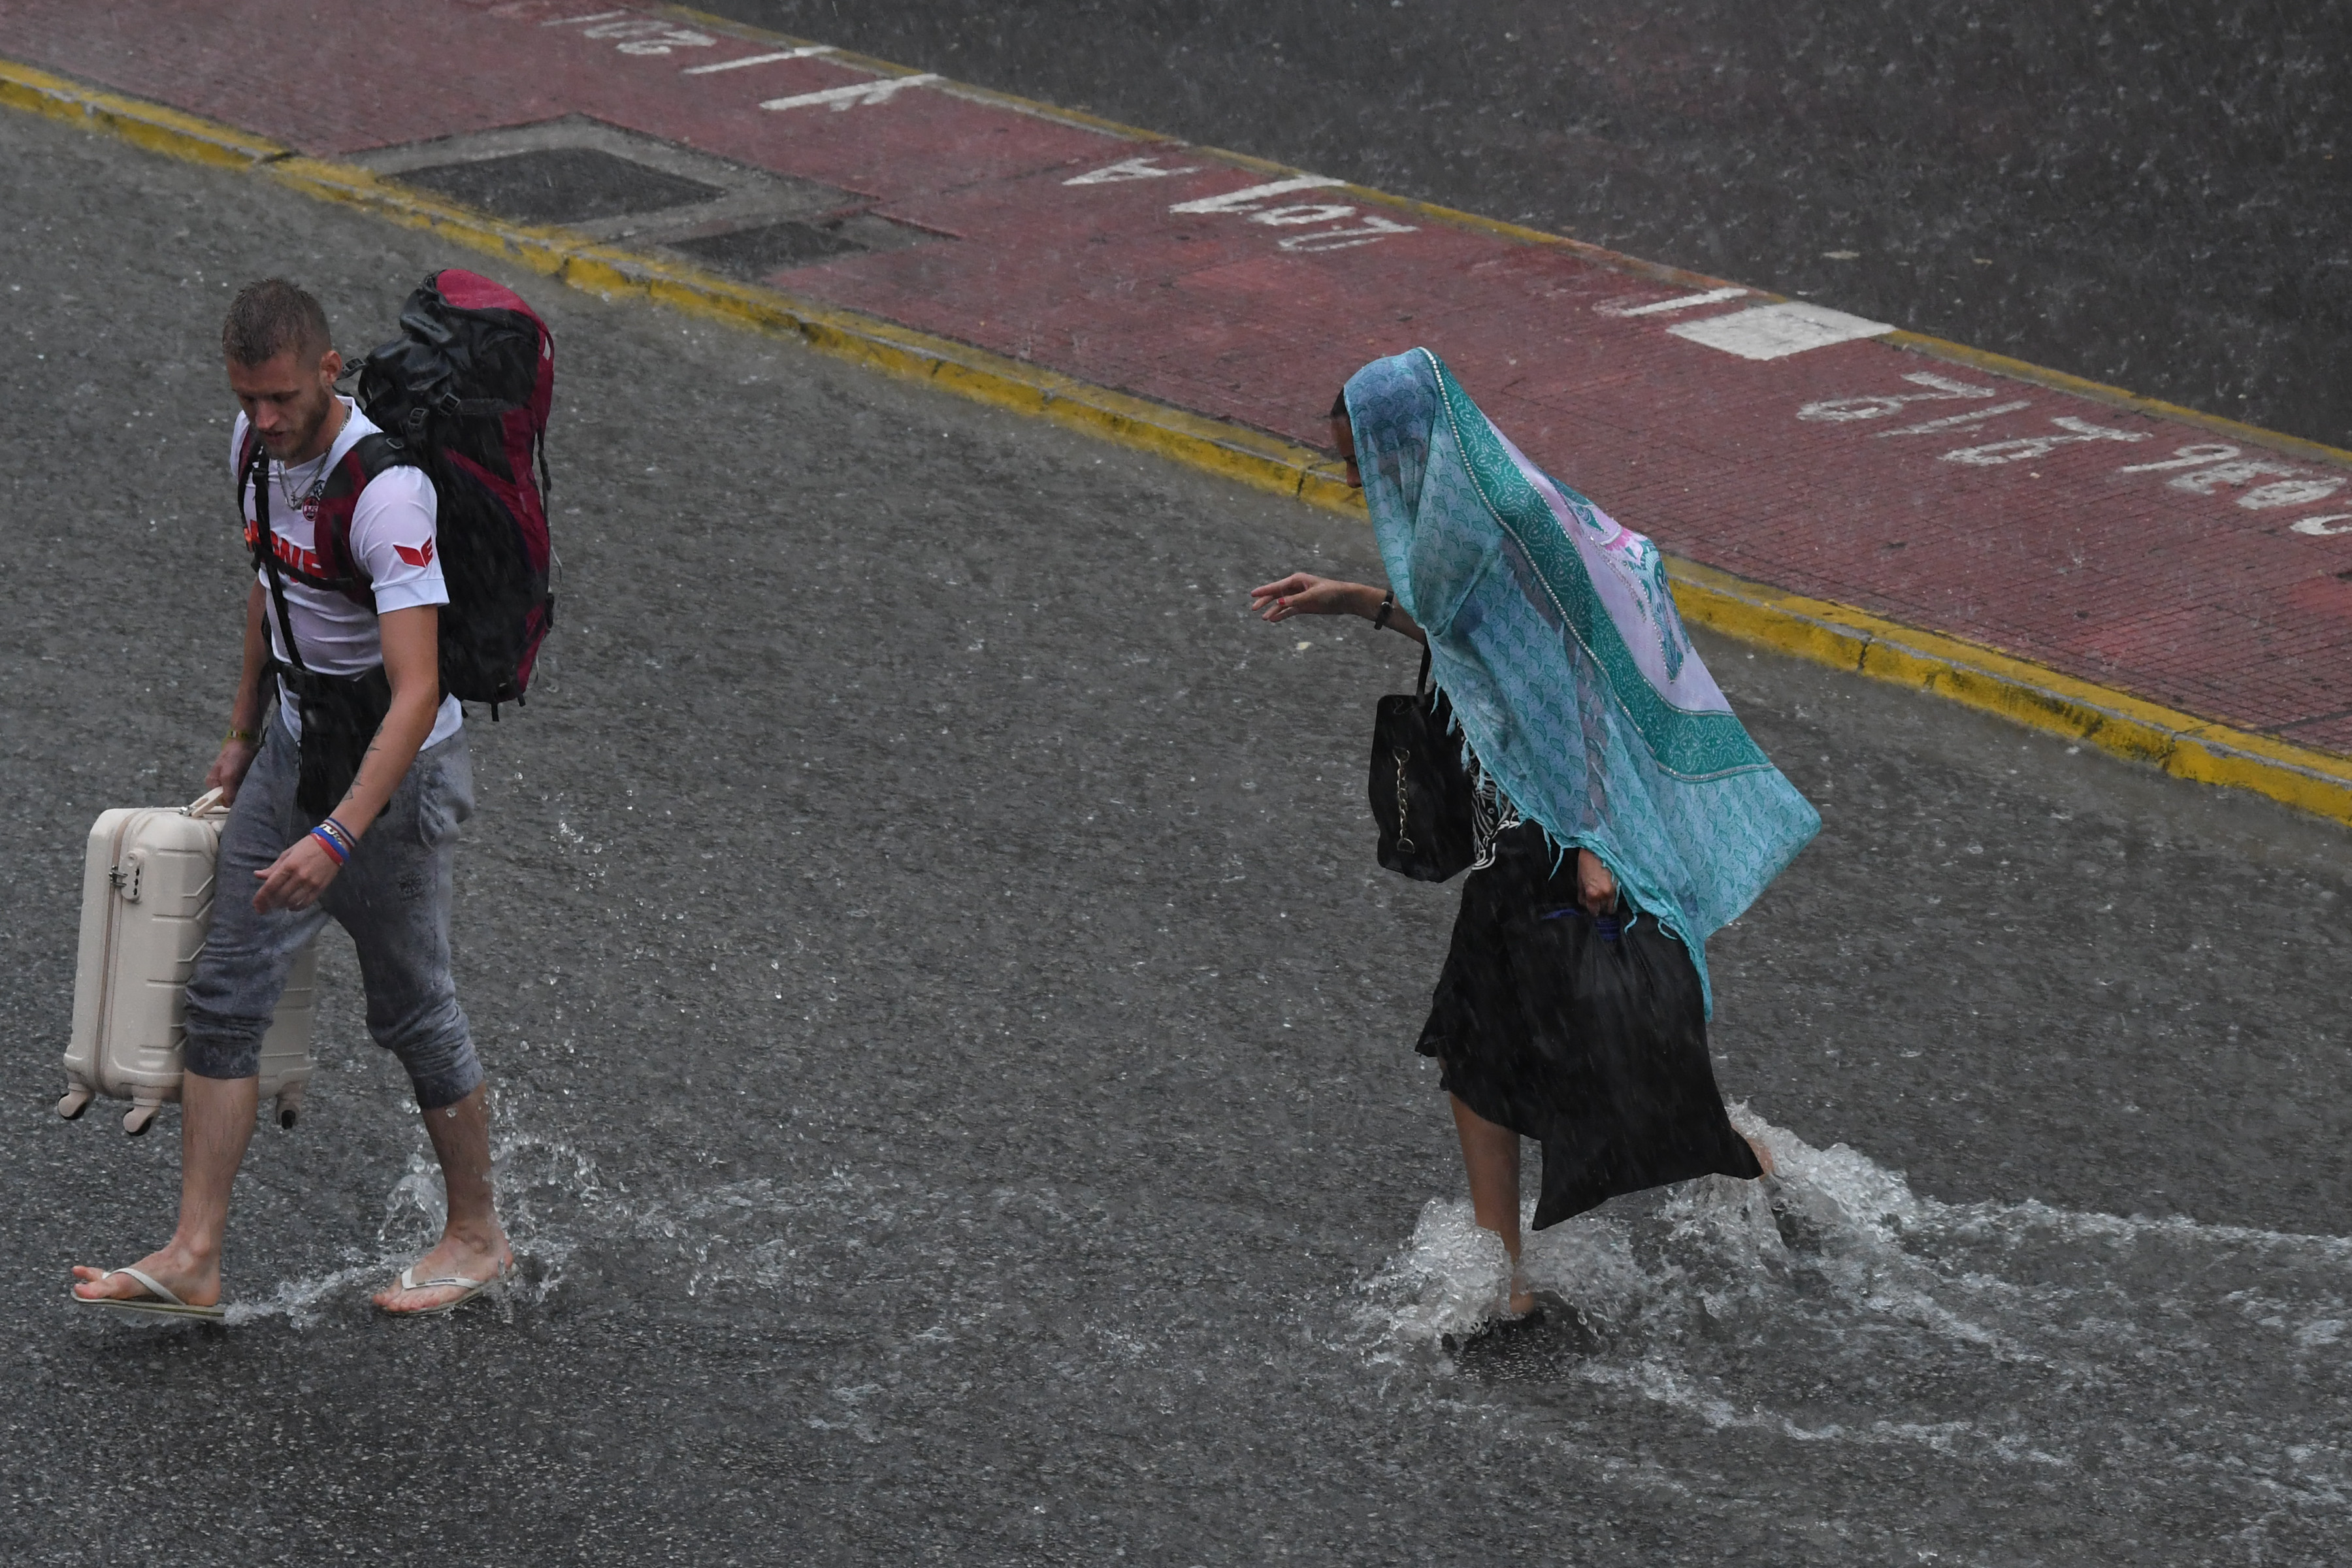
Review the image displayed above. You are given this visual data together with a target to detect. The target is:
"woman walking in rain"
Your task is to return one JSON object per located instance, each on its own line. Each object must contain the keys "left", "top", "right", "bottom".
{"left": 1254, "top": 351, "right": 1818, "bottom": 1319}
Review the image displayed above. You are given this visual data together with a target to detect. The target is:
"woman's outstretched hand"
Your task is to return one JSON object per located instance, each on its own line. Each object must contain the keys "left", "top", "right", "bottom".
{"left": 1250, "top": 573, "right": 1426, "bottom": 642}
{"left": 1250, "top": 572, "right": 1371, "bottom": 623}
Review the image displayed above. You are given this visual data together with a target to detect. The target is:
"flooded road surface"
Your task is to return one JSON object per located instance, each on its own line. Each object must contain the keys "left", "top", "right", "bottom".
{"left": 717, "top": 0, "right": 2352, "bottom": 452}
{"left": 3, "top": 105, "right": 2349, "bottom": 1563}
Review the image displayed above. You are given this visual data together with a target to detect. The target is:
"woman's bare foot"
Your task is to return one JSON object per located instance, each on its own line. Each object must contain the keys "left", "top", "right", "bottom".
{"left": 1746, "top": 1135, "right": 1777, "bottom": 1178}
{"left": 372, "top": 1230, "right": 513, "bottom": 1314}
{"left": 70, "top": 1243, "right": 220, "bottom": 1307}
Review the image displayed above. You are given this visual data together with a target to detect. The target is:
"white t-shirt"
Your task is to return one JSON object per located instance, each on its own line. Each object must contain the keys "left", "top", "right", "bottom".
{"left": 232, "top": 400, "right": 463, "bottom": 747}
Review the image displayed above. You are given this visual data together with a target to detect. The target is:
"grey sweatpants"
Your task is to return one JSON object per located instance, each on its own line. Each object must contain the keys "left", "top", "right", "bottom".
{"left": 183, "top": 714, "right": 483, "bottom": 1109}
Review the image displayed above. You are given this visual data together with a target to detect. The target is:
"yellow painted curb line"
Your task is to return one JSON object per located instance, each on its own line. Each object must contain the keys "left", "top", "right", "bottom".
{"left": 1662, "top": 561, "right": 2352, "bottom": 824}
{"left": 0, "top": 56, "right": 284, "bottom": 167}
{"left": 8, "top": 50, "right": 2350, "bottom": 826}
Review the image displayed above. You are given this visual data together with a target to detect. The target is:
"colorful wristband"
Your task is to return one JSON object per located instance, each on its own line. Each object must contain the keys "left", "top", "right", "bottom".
{"left": 308, "top": 825, "right": 350, "bottom": 866}
{"left": 224, "top": 727, "right": 259, "bottom": 744}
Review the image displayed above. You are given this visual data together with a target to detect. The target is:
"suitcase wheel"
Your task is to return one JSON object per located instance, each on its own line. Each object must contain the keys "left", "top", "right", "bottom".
{"left": 122, "top": 1104, "right": 159, "bottom": 1137}
{"left": 57, "top": 1088, "right": 93, "bottom": 1121}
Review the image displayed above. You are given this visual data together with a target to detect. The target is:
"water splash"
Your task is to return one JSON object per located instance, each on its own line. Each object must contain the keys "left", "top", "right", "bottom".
{"left": 230, "top": 1107, "right": 617, "bottom": 1326}
{"left": 221, "top": 1264, "right": 384, "bottom": 1328}
{"left": 1355, "top": 1105, "right": 2352, "bottom": 1499}
{"left": 229, "top": 1115, "right": 990, "bottom": 1328}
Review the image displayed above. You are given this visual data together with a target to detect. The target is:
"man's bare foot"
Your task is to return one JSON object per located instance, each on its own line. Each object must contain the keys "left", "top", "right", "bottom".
{"left": 372, "top": 1230, "right": 513, "bottom": 1315}
{"left": 70, "top": 1244, "right": 220, "bottom": 1307}
{"left": 1746, "top": 1135, "right": 1777, "bottom": 1178}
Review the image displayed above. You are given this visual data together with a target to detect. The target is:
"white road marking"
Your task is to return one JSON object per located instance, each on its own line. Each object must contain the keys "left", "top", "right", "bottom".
{"left": 2164, "top": 457, "right": 2303, "bottom": 494}
{"left": 683, "top": 46, "right": 834, "bottom": 74}
{"left": 1595, "top": 286, "right": 1748, "bottom": 318}
{"left": 761, "top": 74, "right": 940, "bottom": 112}
{"left": 2119, "top": 444, "right": 2242, "bottom": 472}
{"left": 2119, "top": 445, "right": 2346, "bottom": 513}
{"left": 1279, "top": 215, "right": 1416, "bottom": 252}
{"left": 1168, "top": 176, "right": 1345, "bottom": 214}
{"left": 1249, "top": 203, "right": 1358, "bottom": 227}
{"left": 1800, "top": 371, "right": 1997, "bottom": 423}
{"left": 1878, "top": 400, "right": 2031, "bottom": 436}
{"left": 542, "top": 8, "right": 629, "bottom": 25}
{"left": 2240, "top": 478, "right": 2346, "bottom": 509}
{"left": 1797, "top": 389, "right": 2351, "bottom": 538}
{"left": 1940, "top": 416, "right": 2148, "bottom": 465}
{"left": 1668, "top": 301, "right": 1893, "bottom": 360}
{"left": 1064, "top": 157, "right": 1202, "bottom": 185}
{"left": 1053, "top": 152, "right": 1423, "bottom": 250}
{"left": 1155, "top": 174, "right": 1414, "bottom": 250}
{"left": 579, "top": 18, "right": 712, "bottom": 53}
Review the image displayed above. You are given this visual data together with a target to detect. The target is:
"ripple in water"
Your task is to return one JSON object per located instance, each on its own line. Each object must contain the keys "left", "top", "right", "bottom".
{"left": 1356, "top": 1105, "right": 2352, "bottom": 1518}
{"left": 226, "top": 1100, "right": 620, "bottom": 1326}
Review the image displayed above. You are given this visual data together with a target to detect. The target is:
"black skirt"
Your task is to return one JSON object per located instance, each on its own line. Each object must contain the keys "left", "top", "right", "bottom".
{"left": 1416, "top": 823, "right": 1763, "bottom": 1228}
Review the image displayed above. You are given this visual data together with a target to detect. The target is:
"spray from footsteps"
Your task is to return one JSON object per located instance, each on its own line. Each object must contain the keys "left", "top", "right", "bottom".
{"left": 226, "top": 1097, "right": 619, "bottom": 1326}
{"left": 225, "top": 1097, "right": 1009, "bottom": 1331}
{"left": 1353, "top": 1104, "right": 2352, "bottom": 1510}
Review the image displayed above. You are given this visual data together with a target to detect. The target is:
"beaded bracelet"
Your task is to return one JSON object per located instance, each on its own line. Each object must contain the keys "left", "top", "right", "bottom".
{"left": 308, "top": 825, "right": 350, "bottom": 866}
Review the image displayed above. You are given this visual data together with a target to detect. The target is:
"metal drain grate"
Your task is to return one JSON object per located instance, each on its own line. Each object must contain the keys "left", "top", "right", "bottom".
{"left": 668, "top": 220, "right": 868, "bottom": 278}
{"left": 398, "top": 147, "right": 725, "bottom": 225}
{"left": 359, "top": 120, "right": 947, "bottom": 274}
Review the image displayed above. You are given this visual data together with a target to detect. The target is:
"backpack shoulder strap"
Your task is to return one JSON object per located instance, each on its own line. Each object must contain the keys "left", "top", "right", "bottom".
{"left": 307, "top": 432, "right": 417, "bottom": 600}
{"left": 233, "top": 424, "right": 259, "bottom": 510}
{"left": 243, "top": 438, "right": 310, "bottom": 675}
{"left": 349, "top": 431, "right": 415, "bottom": 478}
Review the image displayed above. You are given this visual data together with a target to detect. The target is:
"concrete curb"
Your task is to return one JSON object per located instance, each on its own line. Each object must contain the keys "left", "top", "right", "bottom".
{"left": 8, "top": 51, "right": 2349, "bottom": 827}
{"left": 1663, "top": 561, "right": 2352, "bottom": 823}
{"left": 0, "top": 54, "right": 284, "bottom": 167}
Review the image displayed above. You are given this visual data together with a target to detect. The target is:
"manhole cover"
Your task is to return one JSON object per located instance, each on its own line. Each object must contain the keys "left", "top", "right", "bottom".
{"left": 398, "top": 147, "right": 725, "bottom": 225}
{"left": 668, "top": 220, "right": 869, "bottom": 278}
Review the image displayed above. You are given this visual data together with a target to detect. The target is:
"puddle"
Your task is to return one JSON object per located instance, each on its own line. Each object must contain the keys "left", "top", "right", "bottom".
{"left": 1356, "top": 1105, "right": 2352, "bottom": 1505}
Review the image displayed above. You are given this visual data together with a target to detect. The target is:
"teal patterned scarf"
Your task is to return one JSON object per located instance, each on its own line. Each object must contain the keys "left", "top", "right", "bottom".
{"left": 1346, "top": 348, "right": 1820, "bottom": 1009}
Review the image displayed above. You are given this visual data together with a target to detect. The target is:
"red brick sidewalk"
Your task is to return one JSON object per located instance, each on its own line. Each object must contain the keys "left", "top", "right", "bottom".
{"left": 7, "top": 0, "right": 2350, "bottom": 756}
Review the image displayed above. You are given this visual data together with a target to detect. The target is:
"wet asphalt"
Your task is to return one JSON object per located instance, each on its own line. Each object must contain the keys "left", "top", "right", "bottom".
{"left": 4, "top": 101, "right": 2351, "bottom": 1564}
{"left": 715, "top": 0, "right": 2352, "bottom": 453}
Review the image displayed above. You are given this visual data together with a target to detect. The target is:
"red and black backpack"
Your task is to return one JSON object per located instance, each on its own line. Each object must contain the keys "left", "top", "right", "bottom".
{"left": 238, "top": 269, "right": 555, "bottom": 713}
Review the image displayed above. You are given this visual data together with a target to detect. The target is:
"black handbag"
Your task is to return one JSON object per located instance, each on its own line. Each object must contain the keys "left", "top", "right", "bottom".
{"left": 1499, "top": 899, "right": 1763, "bottom": 1227}
{"left": 1369, "top": 644, "right": 1477, "bottom": 881}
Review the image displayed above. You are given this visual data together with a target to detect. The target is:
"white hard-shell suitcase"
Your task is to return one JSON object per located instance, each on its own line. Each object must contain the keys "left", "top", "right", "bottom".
{"left": 59, "top": 788, "right": 319, "bottom": 1135}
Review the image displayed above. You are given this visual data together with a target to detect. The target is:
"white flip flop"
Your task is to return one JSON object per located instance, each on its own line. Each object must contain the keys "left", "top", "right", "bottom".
{"left": 379, "top": 1256, "right": 511, "bottom": 1318}
{"left": 72, "top": 1267, "right": 226, "bottom": 1324}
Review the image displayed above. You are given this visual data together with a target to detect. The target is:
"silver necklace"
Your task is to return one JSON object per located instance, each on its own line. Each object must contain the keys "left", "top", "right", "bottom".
{"left": 275, "top": 451, "right": 331, "bottom": 521}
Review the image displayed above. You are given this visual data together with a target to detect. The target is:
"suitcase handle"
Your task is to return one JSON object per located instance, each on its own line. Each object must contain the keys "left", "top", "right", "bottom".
{"left": 185, "top": 787, "right": 229, "bottom": 817}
